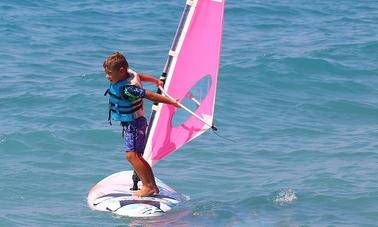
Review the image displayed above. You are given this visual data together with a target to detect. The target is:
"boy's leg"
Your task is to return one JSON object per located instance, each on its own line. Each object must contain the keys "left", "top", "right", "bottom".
{"left": 123, "top": 117, "right": 158, "bottom": 196}
{"left": 126, "top": 151, "right": 159, "bottom": 196}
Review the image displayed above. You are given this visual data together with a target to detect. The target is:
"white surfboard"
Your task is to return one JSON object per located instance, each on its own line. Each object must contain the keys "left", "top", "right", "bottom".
{"left": 87, "top": 170, "right": 185, "bottom": 217}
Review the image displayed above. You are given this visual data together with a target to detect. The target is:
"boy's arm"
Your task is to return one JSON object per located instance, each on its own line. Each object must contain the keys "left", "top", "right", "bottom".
{"left": 139, "top": 73, "right": 163, "bottom": 87}
{"left": 144, "top": 90, "right": 180, "bottom": 108}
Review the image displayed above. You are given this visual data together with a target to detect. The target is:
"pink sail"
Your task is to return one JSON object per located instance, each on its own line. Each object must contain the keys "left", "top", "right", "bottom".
{"left": 143, "top": 0, "right": 225, "bottom": 166}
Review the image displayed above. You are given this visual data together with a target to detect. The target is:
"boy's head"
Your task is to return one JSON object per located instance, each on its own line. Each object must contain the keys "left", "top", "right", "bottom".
{"left": 103, "top": 52, "right": 129, "bottom": 84}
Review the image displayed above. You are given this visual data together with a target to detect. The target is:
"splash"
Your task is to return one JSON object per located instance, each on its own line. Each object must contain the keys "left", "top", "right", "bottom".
{"left": 274, "top": 188, "right": 297, "bottom": 206}
{"left": 0, "top": 135, "right": 5, "bottom": 144}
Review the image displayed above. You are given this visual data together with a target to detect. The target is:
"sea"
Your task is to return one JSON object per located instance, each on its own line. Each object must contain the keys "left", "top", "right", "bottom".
{"left": 1, "top": 0, "right": 378, "bottom": 226}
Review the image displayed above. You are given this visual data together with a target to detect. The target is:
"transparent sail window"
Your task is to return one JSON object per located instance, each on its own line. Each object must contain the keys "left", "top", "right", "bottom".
{"left": 171, "top": 74, "right": 212, "bottom": 128}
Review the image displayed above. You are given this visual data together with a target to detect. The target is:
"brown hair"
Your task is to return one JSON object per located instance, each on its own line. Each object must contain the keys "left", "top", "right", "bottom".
{"left": 103, "top": 52, "right": 129, "bottom": 71}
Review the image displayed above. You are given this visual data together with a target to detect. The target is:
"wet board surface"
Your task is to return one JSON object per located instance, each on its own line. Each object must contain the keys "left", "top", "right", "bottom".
{"left": 87, "top": 170, "right": 186, "bottom": 217}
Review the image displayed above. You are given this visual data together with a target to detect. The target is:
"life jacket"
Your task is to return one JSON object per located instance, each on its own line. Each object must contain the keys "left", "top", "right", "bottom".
{"left": 104, "top": 69, "right": 144, "bottom": 124}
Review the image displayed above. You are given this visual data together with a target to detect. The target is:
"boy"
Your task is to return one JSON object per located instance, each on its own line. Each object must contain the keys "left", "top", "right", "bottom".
{"left": 103, "top": 52, "right": 180, "bottom": 197}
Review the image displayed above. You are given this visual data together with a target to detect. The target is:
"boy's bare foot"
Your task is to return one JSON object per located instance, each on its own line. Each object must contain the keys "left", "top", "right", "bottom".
{"left": 132, "top": 186, "right": 159, "bottom": 197}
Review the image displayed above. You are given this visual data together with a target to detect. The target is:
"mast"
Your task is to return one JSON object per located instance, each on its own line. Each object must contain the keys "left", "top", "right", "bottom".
{"left": 143, "top": 0, "right": 199, "bottom": 166}
{"left": 131, "top": 1, "right": 198, "bottom": 188}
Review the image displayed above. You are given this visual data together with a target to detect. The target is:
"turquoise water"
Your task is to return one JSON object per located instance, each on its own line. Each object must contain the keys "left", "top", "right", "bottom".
{"left": 1, "top": 0, "right": 378, "bottom": 226}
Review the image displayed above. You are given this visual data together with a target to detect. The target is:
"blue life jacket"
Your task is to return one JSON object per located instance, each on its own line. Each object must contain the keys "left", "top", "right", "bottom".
{"left": 104, "top": 77, "right": 144, "bottom": 124}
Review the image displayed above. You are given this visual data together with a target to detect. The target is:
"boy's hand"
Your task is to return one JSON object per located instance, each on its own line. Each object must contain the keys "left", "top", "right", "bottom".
{"left": 156, "top": 80, "right": 164, "bottom": 87}
{"left": 172, "top": 99, "right": 181, "bottom": 108}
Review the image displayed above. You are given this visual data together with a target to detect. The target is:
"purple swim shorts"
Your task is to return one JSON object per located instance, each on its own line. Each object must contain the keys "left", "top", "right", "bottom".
{"left": 121, "top": 117, "right": 148, "bottom": 154}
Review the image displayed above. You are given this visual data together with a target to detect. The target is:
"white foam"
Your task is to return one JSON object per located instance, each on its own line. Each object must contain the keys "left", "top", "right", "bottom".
{"left": 274, "top": 188, "right": 297, "bottom": 206}
{"left": 0, "top": 135, "right": 5, "bottom": 144}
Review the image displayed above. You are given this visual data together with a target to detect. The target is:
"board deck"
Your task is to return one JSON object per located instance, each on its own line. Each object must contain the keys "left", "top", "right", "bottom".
{"left": 87, "top": 170, "right": 186, "bottom": 217}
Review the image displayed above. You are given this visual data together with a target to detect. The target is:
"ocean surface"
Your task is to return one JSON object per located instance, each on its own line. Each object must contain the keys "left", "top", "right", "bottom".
{"left": 1, "top": 0, "right": 378, "bottom": 226}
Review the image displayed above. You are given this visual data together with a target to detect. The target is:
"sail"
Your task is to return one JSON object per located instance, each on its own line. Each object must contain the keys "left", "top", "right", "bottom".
{"left": 143, "top": 0, "right": 225, "bottom": 166}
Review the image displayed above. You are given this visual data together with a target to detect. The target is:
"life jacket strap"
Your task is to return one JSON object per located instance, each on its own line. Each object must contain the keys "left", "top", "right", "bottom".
{"left": 110, "top": 103, "right": 143, "bottom": 115}
{"left": 108, "top": 103, "right": 112, "bottom": 125}
{"left": 109, "top": 99, "right": 142, "bottom": 109}
{"left": 104, "top": 89, "right": 109, "bottom": 96}
{"left": 106, "top": 90, "right": 124, "bottom": 100}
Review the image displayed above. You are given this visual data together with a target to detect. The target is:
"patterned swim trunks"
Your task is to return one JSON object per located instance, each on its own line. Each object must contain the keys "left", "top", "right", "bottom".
{"left": 121, "top": 117, "right": 148, "bottom": 154}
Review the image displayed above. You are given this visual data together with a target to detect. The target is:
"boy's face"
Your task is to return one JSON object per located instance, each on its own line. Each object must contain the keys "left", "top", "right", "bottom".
{"left": 105, "top": 66, "right": 127, "bottom": 84}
